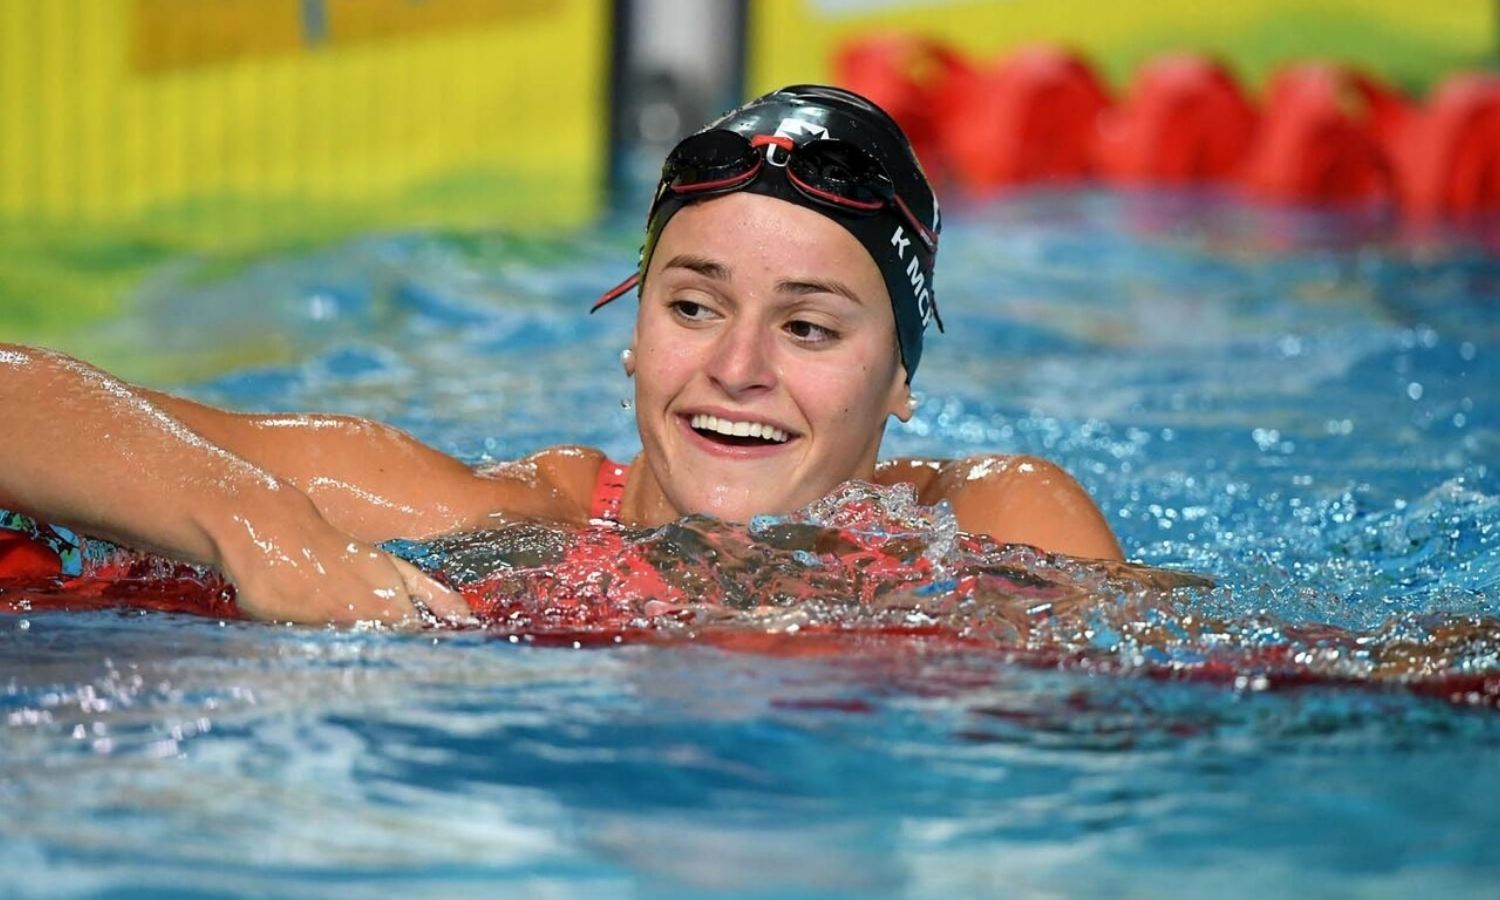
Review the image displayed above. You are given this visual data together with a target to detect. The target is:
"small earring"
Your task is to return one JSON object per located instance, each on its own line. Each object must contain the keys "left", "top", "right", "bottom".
{"left": 906, "top": 394, "right": 919, "bottom": 414}
{"left": 621, "top": 347, "right": 635, "bottom": 377}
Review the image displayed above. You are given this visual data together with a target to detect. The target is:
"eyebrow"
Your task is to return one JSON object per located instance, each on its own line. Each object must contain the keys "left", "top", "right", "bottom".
{"left": 776, "top": 277, "right": 865, "bottom": 307}
{"left": 661, "top": 254, "right": 865, "bottom": 307}
{"left": 661, "top": 254, "right": 730, "bottom": 281}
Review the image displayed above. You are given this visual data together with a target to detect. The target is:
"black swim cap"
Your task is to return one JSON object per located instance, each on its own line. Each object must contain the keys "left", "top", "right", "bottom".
{"left": 594, "top": 84, "right": 943, "bottom": 380}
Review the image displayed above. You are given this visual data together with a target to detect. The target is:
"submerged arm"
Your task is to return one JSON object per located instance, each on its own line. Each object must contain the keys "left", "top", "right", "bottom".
{"left": 0, "top": 344, "right": 468, "bottom": 624}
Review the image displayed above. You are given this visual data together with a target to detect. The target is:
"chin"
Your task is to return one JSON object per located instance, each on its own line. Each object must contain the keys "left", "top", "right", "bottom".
{"left": 676, "top": 482, "right": 803, "bottom": 523}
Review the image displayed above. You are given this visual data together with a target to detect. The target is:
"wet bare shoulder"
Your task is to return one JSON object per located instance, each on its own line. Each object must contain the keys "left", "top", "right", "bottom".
{"left": 929, "top": 454, "right": 1124, "bottom": 561}
{"left": 876, "top": 454, "right": 1035, "bottom": 505}
{"left": 474, "top": 445, "right": 606, "bottom": 525}
{"left": 929, "top": 453, "right": 1039, "bottom": 496}
{"left": 874, "top": 456, "right": 947, "bottom": 502}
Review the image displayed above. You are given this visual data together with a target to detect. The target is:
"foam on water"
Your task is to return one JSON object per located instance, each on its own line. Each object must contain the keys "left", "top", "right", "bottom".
{"left": 7, "top": 479, "right": 1496, "bottom": 708}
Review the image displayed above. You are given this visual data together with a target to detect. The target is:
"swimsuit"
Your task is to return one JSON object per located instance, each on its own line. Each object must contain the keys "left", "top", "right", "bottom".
{"left": 589, "top": 457, "right": 629, "bottom": 523}
{"left": 462, "top": 457, "right": 694, "bottom": 625}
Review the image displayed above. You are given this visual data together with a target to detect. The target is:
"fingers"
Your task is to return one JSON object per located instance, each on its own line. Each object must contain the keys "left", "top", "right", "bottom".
{"left": 213, "top": 501, "right": 476, "bottom": 628}
{"left": 230, "top": 545, "right": 474, "bottom": 629}
{"left": 391, "top": 556, "right": 476, "bottom": 627}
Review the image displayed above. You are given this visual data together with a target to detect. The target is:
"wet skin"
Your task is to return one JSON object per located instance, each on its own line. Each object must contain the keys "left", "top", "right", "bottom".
{"left": 621, "top": 192, "right": 913, "bottom": 527}
{"left": 603, "top": 193, "right": 1122, "bottom": 561}
{"left": 0, "top": 195, "right": 1121, "bottom": 624}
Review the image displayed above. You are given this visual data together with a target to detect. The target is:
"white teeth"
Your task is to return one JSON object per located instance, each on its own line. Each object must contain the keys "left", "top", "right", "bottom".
{"left": 690, "top": 414, "right": 789, "bottom": 443}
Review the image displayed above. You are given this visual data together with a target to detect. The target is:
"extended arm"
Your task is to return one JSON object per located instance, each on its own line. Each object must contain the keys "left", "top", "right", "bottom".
{"left": 137, "top": 391, "right": 598, "bottom": 539}
{"left": 0, "top": 344, "right": 469, "bottom": 624}
{"left": 138, "top": 390, "right": 483, "bottom": 540}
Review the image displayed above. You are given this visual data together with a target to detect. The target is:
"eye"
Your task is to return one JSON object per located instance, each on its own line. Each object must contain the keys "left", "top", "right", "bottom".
{"left": 786, "top": 319, "right": 838, "bottom": 344}
{"left": 669, "top": 298, "right": 717, "bottom": 321}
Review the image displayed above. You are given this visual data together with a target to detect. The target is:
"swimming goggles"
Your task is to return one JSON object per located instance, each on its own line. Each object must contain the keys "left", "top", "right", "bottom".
{"left": 661, "top": 129, "right": 939, "bottom": 251}
{"left": 591, "top": 128, "right": 941, "bottom": 312}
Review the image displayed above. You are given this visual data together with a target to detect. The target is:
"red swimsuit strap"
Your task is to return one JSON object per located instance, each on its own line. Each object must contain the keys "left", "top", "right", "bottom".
{"left": 589, "top": 457, "right": 629, "bottom": 523}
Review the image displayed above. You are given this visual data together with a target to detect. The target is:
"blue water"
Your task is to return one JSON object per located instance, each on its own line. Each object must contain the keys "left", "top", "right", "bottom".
{"left": 4, "top": 190, "right": 1500, "bottom": 897}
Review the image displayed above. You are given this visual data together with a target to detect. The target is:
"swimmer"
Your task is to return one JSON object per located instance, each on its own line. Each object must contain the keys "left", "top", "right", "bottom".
{"left": 0, "top": 85, "right": 1122, "bottom": 626}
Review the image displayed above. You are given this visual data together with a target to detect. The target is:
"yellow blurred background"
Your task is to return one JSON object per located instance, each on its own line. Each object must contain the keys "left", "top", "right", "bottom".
{"left": 0, "top": 0, "right": 608, "bottom": 238}
{"left": 0, "top": 0, "right": 1492, "bottom": 342}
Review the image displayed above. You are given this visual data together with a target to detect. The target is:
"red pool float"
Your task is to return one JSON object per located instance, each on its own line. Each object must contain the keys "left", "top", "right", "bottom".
{"left": 937, "top": 45, "right": 1110, "bottom": 192}
{"left": 1395, "top": 72, "right": 1500, "bottom": 220}
{"left": 1240, "top": 64, "right": 1398, "bottom": 205}
{"left": 1094, "top": 55, "right": 1258, "bottom": 185}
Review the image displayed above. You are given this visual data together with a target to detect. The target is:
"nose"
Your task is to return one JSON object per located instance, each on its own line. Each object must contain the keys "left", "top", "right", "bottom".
{"left": 705, "top": 317, "right": 777, "bottom": 397}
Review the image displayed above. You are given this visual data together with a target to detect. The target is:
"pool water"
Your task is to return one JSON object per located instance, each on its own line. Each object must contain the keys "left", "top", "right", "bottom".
{"left": 3, "top": 190, "right": 1499, "bottom": 897}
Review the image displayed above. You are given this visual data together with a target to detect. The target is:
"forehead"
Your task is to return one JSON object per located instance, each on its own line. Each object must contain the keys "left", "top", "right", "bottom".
{"left": 648, "top": 193, "right": 886, "bottom": 292}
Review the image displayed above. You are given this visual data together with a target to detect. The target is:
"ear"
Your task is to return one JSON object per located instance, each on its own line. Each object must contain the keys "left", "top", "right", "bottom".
{"left": 885, "top": 365, "right": 913, "bottom": 423}
{"left": 624, "top": 322, "right": 639, "bottom": 378}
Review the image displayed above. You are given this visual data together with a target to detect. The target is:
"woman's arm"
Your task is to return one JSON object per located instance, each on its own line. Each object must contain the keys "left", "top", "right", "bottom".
{"left": 137, "top": 391, "right": 600, "bottom": 539}
{"left": 0, "top": 344, "right": 470, "bottom": 624}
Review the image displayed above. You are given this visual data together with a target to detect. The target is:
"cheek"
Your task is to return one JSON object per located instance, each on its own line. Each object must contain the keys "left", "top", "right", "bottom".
{"left": 799, "top": 365, "right": 884, "bottom": 429}
{"left": 634, "top": 338, "right": 696, "bottom": 400}
{"left": 840, "top": 347, "right": 897, "bottom": 408}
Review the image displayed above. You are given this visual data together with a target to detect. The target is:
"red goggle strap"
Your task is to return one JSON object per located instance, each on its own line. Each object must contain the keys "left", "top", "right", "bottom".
{"left": 590, "top": 272, "right": 640, "bottom": 312}
{"left": 750, "top": 134, "right": 794, "bottom": 153}
{"left": 891, "top": 194, "right": 937, "bottom": 251}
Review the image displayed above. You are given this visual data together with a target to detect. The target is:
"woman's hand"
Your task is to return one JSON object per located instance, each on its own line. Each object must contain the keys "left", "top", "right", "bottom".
{"left": 210, "top": 492, "right": 474, "bottom": 627}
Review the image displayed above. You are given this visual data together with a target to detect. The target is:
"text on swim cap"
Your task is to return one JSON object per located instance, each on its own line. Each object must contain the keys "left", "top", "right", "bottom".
{"left": 890, "top": 228, "right": 910, "bottom": 257}
{"left": 889, "top": 225, "right": 934, "bottom": 326}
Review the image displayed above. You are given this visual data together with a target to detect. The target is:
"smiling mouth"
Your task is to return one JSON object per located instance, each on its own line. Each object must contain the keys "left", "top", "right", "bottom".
{"left": 688, "top": 413, "right": 792, "bottom": 447}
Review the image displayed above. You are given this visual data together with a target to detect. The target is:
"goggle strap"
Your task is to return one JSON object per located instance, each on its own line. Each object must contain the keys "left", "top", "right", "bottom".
{"left": 892, "top": 194, "right": 938, "bottom": 251}
{"left": 750, "top": 134, "right": 795, "bottom": 152}
{"left": 590, "top": 272, "right": 641, "bottom": 312}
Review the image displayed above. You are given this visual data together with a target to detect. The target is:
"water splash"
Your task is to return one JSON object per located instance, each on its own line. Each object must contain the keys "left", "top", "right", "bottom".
{"left": 4, "top": 481, "right": 1497, "bottom": 707}
{"left": 387, "top": 481, "right": 1499, "bottom": 706}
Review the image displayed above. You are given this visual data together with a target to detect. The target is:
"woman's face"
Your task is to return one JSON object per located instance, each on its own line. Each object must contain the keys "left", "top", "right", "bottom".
{"left": 630, "top": 191, "right": 912, "bottom": 523}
